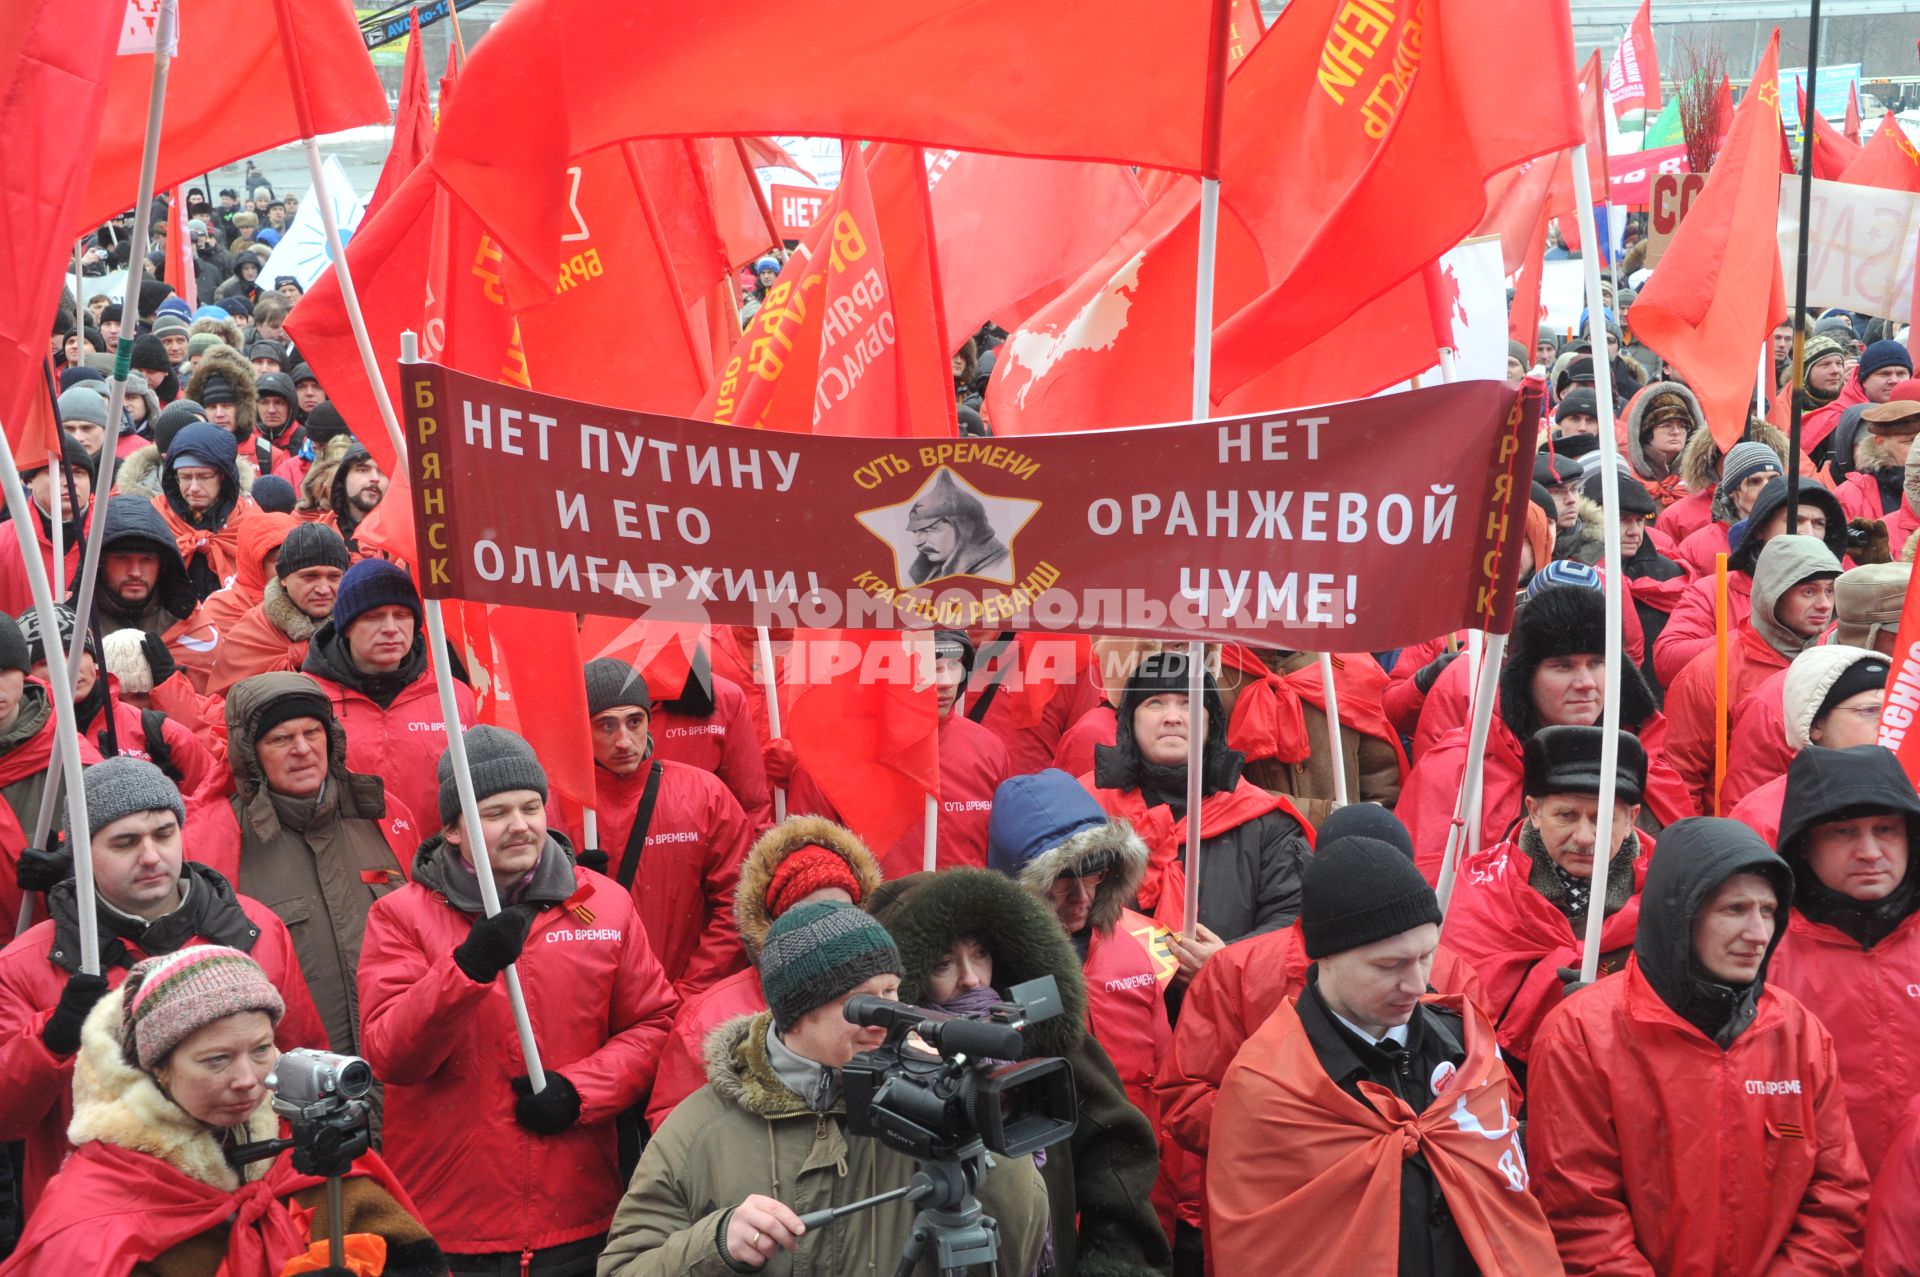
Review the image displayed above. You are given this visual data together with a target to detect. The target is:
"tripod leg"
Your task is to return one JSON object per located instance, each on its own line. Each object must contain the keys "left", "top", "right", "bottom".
{"left": 327, "top": 1174, "right": 344, "bottom": 1268}
{"left": 893, "top": 1216, "right": 930, "bottom": 1277}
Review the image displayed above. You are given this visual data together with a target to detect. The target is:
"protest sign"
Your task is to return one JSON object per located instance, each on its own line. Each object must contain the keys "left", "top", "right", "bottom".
{"left": 770, "top": 183, "right": 829, "bottom": 239}
{"left": 406, "top": 362, "right": 1536, "bottom": 650}
{"left": 1777, "top": 174, "right": 1920, "bottom": 330}
{"left": 1646, "top": 172, "right": 1706, "bottom": 269}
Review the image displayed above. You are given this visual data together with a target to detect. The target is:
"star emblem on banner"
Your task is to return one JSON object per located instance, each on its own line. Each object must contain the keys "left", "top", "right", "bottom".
{"left": 1756, "top": 78, "right": 1779, "bottom": 111}
{"left": 856, "top": 467, "right": 1041, "bottom": 590}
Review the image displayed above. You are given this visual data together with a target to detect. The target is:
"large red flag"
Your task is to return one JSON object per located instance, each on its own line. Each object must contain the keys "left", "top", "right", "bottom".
{"left": 76, "top": 0, "right": 386, "bottom": 233}
{"left": 866, "top": 145, "right": 958, "bottom": 438}
{"left": 783, "top": 631, "right": 939, "bottom": 853}
{"left": 365, "top": 8, "right": 431, "bottom": 221}
{"left": 1554, "top": 53, "right": 1613, "bottom": 253}
{"left": 1876, "top": 570, "right": 1920, "bottom": 786}
{"left": 1841, "top": 113, "right": 1920, "bottom": 194}
{"left": 1225, "top": 0, "right": 1265, "bottom": 70}
{"left": 0, "top": 0, "right": 118, "bottom": 458}
{"left": 1209, "top": 0, "right": 1582, "bottom": 400}
{"left": 1605, "top": 0, "right": 1661, "bottom": 119}
{"left": 1801, "top": 82, "right": 1863, "bottom": 180}
{"left": 1630, "top": 32, "right": 1787, "bottom": 450}
{"left": 429, "top": 0, "right": 1227, "bottom": 307}
{"left": 1845, "top": 82, "right": 1863, "bottom": 146}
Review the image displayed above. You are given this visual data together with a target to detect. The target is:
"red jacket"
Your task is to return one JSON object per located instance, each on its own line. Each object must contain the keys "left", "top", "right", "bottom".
{"left": 1803, "top": 378, "right": 1868, "bottom": 458}
{"left": 1869, "top": 1098, "right": 1920, "bottom": 1277}
{"left": 0, "top": 701, "right": 104, "bottom": 928}
{"left": 572, "top": 757, "right": 751, "bottom": 995}
{"left": 150, "top": 492, "right": 253, "bottom": 592}
{"left": 0, "top": 506, "right": 87, "bottom": 620}
{"left": 1083, "top": 908, "right": 1171, "bottom": 1118}
{"left": 207, "top": 597, "right": 309, "bottom": 696}
{"left": 1662, "top": 627, "right": 1792, "bottom": 815}
{"left": 1052, "top": 704, "right": 1116, "bottom": 779}
{"left": 303, "top": 665, "right": 475, "bottom": 850}
{"left": 1655, "top": 571, "right": 1755, "bottom": 689}
{"left": 1529, "top": 960, "right": 1869, "bottom": 1275}
{"left": 1835, "top": 469, "right": 1891, "bottom": 521}
{"left": 1768, "top": 908, "right": 1920, "bottom": 1176}
{"left": 1675, "top": 520, "right": 1731, "bottom": 578}
{"left": 82, "top": 679, "right": 231, "bottom": 817}
{"left": 968, "top": 644, "right": 1104, "bottom": 778}
{"left": 1441, "top": 838, "right": 1646, "bottom": 1059}
{"left": 1727, "top": 774, "right": 1786, "bottom": 847}
{"left": 1154, "top": 920, "right": 1483, "bottom": 1159}
{"left": 358, "top": 860, "right": 680, "bottom": 1254}
{"left": 1656, "top": 485, "right": 1715, "bottom": 546}
{"left": 1401, "top": 714, "right": 1694, "bottom": 881}
{"left": 789, "top": 712, "right": 1011, "bottom": 879}
{"left": 1721, "top": 669, "right": 1792, "bottom": 811}
{"left": 646, "top": 965, "right": 766, "bottom": 1129}
{"left": 0, "top": 890, "right": 324, "bottom": 1215}
{"left": 650, "top": 672, "right": 774, "bottom": 830}
{"left": 1383, "top": 634, "right": 1455, "bottom": 737}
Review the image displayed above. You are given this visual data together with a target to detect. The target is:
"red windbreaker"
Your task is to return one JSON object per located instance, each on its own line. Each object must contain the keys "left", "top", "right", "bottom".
{"left": 650, "top": 672, "right": 774, "bottom": 830}
{"left": 1656, "top": 485, "right": 1714, "bottom": 546}
{"left": 195, "top": 512, "right": 298, "bottom": 637}
{"left": 0, "top": 702, "right": 103, "bottom": 927}
{"left": 1440, "top": 838, "right": 1646, "bottom": 1059}
{"left": 1655, "top": 571, "right": 1755, "bottom": 688}
{"left": 0, "top": 506, "right": 87, "bottom": 620}
{"left": 1728, "top": 774, "right": 1786, "bottom": 847}
{"left": 1529, "top": 960, "right": 1869, "bottom": 1275}
{"left": 1769, "top": 909, "right": 1920, "bottom": 1176}
{"left": 358, "top": 863, "right": 679, "bottom": 1255}
{"left": 1662, "top": 627, "right": 1792, "bottom": 814}
{"left": 645, "top": 965, "right": 767, "bottom": 1129}
{"left": 1676, "top": 520, "right": 1731, "bottom": 578}
{"left": 206, "top": 595, "right": 310, "bottom": 697}
{"left": 0, "top": 894, "right": 323, "bottom": 1215}
{"left": 303, "top": 666, "right": 475, "bottom": 850}
{"left": 571, "top": 758, "right": 751, "bottom": 996}
{"left": 1868, "top": 1098, "right": 1920, "bottom": 1277}
{"left": 968, "top": 647, "right": 1104, "bottom": 778}
{"left": 1722, "top": 668, "right": 1792, "bottom": 810}
{"left": 1051, "top": 704, "right": 1116, "bottom": 779}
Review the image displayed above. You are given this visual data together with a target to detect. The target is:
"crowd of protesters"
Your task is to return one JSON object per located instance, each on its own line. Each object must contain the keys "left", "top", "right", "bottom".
{"left": 0, "top": 171, "right": 1918, "bottom": 1277}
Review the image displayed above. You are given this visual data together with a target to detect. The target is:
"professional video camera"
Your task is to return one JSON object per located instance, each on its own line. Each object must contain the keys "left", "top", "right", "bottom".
{"left": 793, "top": 977, "right": 1078, "bottom": 1276}
{"left": 230, "top": 1049, "right": 376, "bottom": 1270}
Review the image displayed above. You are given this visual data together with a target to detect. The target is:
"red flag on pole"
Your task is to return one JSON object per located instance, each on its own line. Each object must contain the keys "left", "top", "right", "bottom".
{"left": 1876, "top": 570, "right": 1920, "bottom": 786}
{"left": 365, "top": 8, "right": 431, "bottom": 221}
{"left": 1629, "top": 32, "right": 1788, "bottom": 450}
{"left": 75, "top": 0, "right": 387, "bottom": 233}
{"left": 1605, "top": 0, "right": 1661, "bottom": 119}
{"left": 173, "top": 185, "right": 196, "bottom": 310}
{"left": 1841, "top": 112, "right": 1920, "bottom": 194}
{"left": 1800, "top": 82, "right": 1863, "bottom": 180}
{"left": 1845, "top": 82, "right": 1864, "bottom": 146}
{"left": 0, "top": 0, "right": 118, "bottom": 458}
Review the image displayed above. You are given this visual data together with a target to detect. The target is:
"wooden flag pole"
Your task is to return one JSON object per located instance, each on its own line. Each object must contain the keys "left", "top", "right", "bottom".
{"left": 1436, "top": 633, "right": 1508, "bottom": 918}
{"left": 1317, "top": 653, "right": 1348, "bottom": 809}
{"left": 758, "top": 626, "right": 786, "bottom": 821}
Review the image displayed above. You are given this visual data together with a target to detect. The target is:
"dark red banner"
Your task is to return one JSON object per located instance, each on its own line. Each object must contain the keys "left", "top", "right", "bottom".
{"left": 406, "top": 363, "right": 1536, "bottom": 648}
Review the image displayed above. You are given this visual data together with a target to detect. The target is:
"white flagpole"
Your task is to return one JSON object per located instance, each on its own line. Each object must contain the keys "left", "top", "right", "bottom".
{"left": 400, "top": 331, "right": 546, "bottom": 1090}
{"left": 0, "top": 424, "right": 100, "bottom": 973}
{"left": 1317, "top": 652, "right": 1348, "bottom": 809}
{"left": 1436, "top": 633, "right": 1508, "bottom": 917}
{"left": 1571, "top": 143, "right": 1627, "bottom": 984}
{"left": 922, "top": 793, "right": 938, "bottom": 873}
{"left": 757, "top": 626, "right": 786, "bottom": 821}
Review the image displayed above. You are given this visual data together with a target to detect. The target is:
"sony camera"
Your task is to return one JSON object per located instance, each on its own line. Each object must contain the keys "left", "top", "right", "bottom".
{"left": 841, "top": 976, "right": 1078, "bottom": 1163}
{"left": 265, "top": 1048, "right": 375, "bottom": 1178}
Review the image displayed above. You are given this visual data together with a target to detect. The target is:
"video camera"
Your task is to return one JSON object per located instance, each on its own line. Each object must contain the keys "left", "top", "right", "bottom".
{"left": 264, "top": 1048, "right": 374, "bottom": 1179}
{"left": 841, "top": 976, "right": 1078, "bottom": 1163}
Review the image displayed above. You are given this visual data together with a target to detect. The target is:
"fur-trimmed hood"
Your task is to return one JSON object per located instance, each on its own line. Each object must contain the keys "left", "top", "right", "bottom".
{"left": 121, "top": 436, "right": 257, "bottom": 502}
{"left": 68, "top": 984, "right": 279, "bottom": 1191}
{"left": 986, "top": 768, "right": 1147, "bottom": 932}
{"left": 1679, "top": 418, "right": 1791, "bottom": 522}
{"left": 1564, "top": 499, "right": 1686, "bottom": 582}
{"left": 1855, "top": 428, "right": 1905, "bottom": 476}
{"left": 701, "top": 1011, "right": 817, "bottom": 1118}
{"left": 1622, "top": 380, "right": 1702, "bottom": 481}
{"left": 733, "top": 816, "right": 884, "bottom": 958}
{"left": 224, "top": 670, "right": 385, "bottom": 819}
{"left": 1006, "top": 819, "right": 1146, "bottom": 933}
{"left": 866, "top": 869, "right": 1088, "bottom": 1057}
{"left": 261, "top": 576, "right": 324, "bottom": 644}
{"left": 183, "top": 343, "right": 257, "bottom": 438}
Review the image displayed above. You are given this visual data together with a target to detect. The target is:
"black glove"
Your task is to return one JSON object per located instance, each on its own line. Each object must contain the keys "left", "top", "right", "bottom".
{"left": 42, "top": 972, "right": 109, "bottom": 1057}
{"left": 15, "top": 845, "right": 72, "bottom": 893}
{"left": 1412, "top": 649, "right": 1462, "bottom": 694}
{"left": 511, "top": 1071, "right": 581, "bottom": 1134}
{"left": 575, "top": 846, "right": 610, "bottom": 875}
{"left": 452, "top": 903, "right": 535, "bottom": 984}
{"left": 1555, "top": 965, "right": 1593, "bottom": 999}
{"left": 139, "top": 631, "right": 178, "bottom": 686}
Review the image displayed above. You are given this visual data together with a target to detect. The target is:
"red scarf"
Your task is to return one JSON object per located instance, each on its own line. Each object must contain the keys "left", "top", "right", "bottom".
{"left": 1221, "top": 644, "right": 1409, "bottom": 782}
{"left": 1092, "top": 778, "right": 1311, "bottom": 932}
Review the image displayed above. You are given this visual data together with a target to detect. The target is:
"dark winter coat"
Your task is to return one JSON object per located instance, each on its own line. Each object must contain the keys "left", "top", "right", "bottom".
{"left": 91, "top": 493, "right": 197, "bottom": 635}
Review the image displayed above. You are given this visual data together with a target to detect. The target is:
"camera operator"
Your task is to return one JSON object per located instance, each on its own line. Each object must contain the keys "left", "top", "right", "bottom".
{"left": 869, "top": 867, "right": 1169, "bottom": 1277}
{"left": 359, "top": 726, "right": 679, "bottom": 1276}
{"left": 4, "top": 946, "right": 440, "bottom": 1274}
{"left": 599, "top": 901, "right": 1049, "bottom": 1276}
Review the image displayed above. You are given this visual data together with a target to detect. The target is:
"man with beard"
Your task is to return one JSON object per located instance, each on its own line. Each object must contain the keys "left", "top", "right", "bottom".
{"left": 329, "top": 443, "right": 387, "bottom": 556}
{"left": 91, "top": 495, "right": 198, "bottom": 639}
{"left": 903, "top": 471, "right": 1010, "bottom": 584}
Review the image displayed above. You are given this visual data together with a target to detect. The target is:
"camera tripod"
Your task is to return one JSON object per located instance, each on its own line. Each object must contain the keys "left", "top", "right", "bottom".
{"left": 796, "top": 1141, "right": 1003, "bottom": 1277}
{"left": 229, "top": 1097, "right": 372, "bottom": 1270}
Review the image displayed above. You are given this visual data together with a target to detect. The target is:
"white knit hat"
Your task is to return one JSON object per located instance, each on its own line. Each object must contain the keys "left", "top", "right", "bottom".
{"left": 102, "top": 628, "right": 154, "bottom": 697}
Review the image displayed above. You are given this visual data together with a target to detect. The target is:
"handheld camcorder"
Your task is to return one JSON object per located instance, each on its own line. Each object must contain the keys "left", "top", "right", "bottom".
{"left": 840, "top": 976, "right": 1078, "bottom": 1163}
{"left": 264, "top": 1048, "right": 375, "bottom": 1179}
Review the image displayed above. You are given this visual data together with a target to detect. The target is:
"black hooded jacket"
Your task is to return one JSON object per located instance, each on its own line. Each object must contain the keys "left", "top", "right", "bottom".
{"left": 1777, "top": 745, "right": 1920, "bottom": 949}
{"left": 89, "top": 494, "right": 197, "bottom": 634}
{"left": 45, "top": 860, "right": 261, "bottom": 974}
{"left": 866, "top": 869, "right": 1170, "bottom": 1277}
{"left": 1633, "top": 817, "right": 1795, "bottom": 1047}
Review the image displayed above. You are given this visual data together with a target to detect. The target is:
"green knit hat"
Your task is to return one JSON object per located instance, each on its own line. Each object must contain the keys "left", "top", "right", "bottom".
{"left": 759, "top": 901, "right": 902, "bottom": 1032}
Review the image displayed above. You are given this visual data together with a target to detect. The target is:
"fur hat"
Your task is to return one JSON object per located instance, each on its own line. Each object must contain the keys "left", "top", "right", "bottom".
{"left": 1835, "top": 562, "right": 1911, "bottom": 648}
{"left": 1522, "top": 725, "right": 1647, "bottom": 805}
{"left": 1499, "top": 584, "right": 1657, "bottom": 740}
{"left": 735, "top": 816, "right": 883, "bottom": 958}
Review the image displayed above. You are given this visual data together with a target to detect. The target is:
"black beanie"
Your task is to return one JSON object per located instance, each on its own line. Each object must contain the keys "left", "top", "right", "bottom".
{"left": 1301, "top": 836, "right": 1442, "bottom": 958}
{"left": 1814, "top": 656, "right": 1890, "bottom": 726}
{"left": 1554, "top": 386, "right": 1600, "bottom": 423}
{"left": 197, "top": 372, "right": 237, "bottom": 407}
{"left": 20, "top": 435, "right": 94, "bottom": 480}
{"left": 0, "top": 614, "right": 29, "bottom": 673}
{"left": 250, "top": 686, "right": 335, "bottom": 751}
{"left": 1317, "top": 803, "right": 1415, "bottom": 861}
{"left": 129, "top": 334, "right": 172, "bottom": 374}
{"left": 275, "top": 522, "right": 350, "bottom": 579}
{"left": 152, "top": 400, "right": 207, "bottom": 454}
{"left": 1583, "top": 468, "right": 1660, "bottom": 519}
{"left": 583, "top": 658, "right": 650, "bottom": 716}
{"left": 250, "top": 474, "right": 297, "bottom": 514}
{"left": 303, "top": 402, "right": 350, "bottom": 445}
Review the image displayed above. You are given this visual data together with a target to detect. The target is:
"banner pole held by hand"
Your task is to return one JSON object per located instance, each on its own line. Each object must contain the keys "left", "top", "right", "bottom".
{"left": 1317, "top": 652, "right": 1348, "bottom": 809}
{"left": 1182, "top": 641, "right": 1206, "bottom": 938}
{"left": 1436, "top": 633, "right": 1507, "bottom": 919}
{"left": 758, "top": 626, "right": 786, "bottom": 822}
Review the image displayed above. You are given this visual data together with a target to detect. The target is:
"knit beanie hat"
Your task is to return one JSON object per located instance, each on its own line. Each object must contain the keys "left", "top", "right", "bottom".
{"left": 247, "top": 678, "right": 335, "bottom": 755}
{"left": 186, "top": 333, "right": 221, "bottom": 361}
{"left": 1719, "top": 441, "right": 1782, "bottom": 497}
{"left": 249, "top": 474, "right": 297, "bottom": 514}
{"left": 303, "top": 402, "right": 350, "bottom": 445}
{"left": 1301, "top": 836, "right": 1443, "bottom": 959}
{"left": 1812, "top": 652, "right": 1890, "bottom": 732}
{"left": 1525, "top": 559, "right": 1602, "bottom": 599}
{"left": 583, "top": 657, "right": 651, "bottom": 716}
{"left": 0, "top": 614, "right": 27, "bottom": 675}
{"left": 1857, "top": 339, "right": 1912, "bottom": 381}
{"left": 102, "top": 627, "right": 154, "bottom": 697}
{"left": 68, "top": 755, "right": 186, "bottom": 846}
{"left": 332, "top": 559, "right": 422, "bottom": 633}
{"left": 57, "top": 386, "right": 108, "bottom": 429}
{"left": 152, "top": 315, "right": 190, "bottom": 340}
{"left": 1316, "top": 803, "right": 1415, "bottom": 861}
{"left": 758, "top": 901, "right": 903, "bottom": 1032}
{"left": 153, "top": 401, "right": 207, "bottom": 454}
{"left": 275, "top": 522, "right": 350, "bottom": 579}
{"left": 1800, "top": 334, "right": 1845, "bottom": 371}
{"left": 766, "top": 846, "right": 864, "bottom": 917}
{"left": 439, "top": 724, "right": 547, "bottom": 826}
{"left": 1554, "top": 386, "right": 1599, "bottom": 424}
{"left": 120, "top": 946, "right": 285, "bottom": 1070}
{"left": 16, "top": 603, "right": 95, "bottom": 668}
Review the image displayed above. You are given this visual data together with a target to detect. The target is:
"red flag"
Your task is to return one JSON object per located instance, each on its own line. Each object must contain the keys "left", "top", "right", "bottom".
{"left": 1508, "top": 197, "right": 1554, "bottom": 351}
{"left": 1845, "top": 82, "right": 1863, "bottom": 146}
{"left": 365, "top": 8, "right": 431, "bottom": 221}
{"left": 430, "top": 0, "right": 1227, "bottom": 307}
{"left": 783, "top": 631, "right": 938, "bottom": 852}
{"left": 577, "top": 616, "right": 702, "bottom": 702}
{"left": 76, "top": 0, "right": 387, "bottom": 233}
{"left": 926, "top": 150, "right": 1149, "bottom": 344}
{"left": 1555, "top": 53, "right": 1613, "bottom": 253}
{"left": 1714, "top": 74, "right": 1736, "bottom": 150}
{"left": 1800, "top": 82, "right": 1863, "bottom": 180}
{"left": 1209, "top": 0, "right": 1583, "bottom": 401}
{"left": 484, "top": 605, "right": 595, "bottom": 810}
{"left": 866, "top": 145, "right": 958, "bottom": 438}
{"left": 1841, "top": 113, "right": 1920, "bottom": 194}
{"left": 172, "top": 185, "right": 196, "bottom": 309}
{"left": 0, "top": 0, "right": 118, "bottom": 458}
{"left": 1605, "top": 0, "right": 1661, "bottom": 118}
{"left": 1225, "top": 0, "right": 1265, "bottom": 71}
{"left": 1877, "top": 570, "right": 1920, "bottom": 786}
{"left": 1478, "top": 153, "right": 1565, "bottom": 276}
{"left": 1629, "top": 32, "right": 1788, "bottom": 450}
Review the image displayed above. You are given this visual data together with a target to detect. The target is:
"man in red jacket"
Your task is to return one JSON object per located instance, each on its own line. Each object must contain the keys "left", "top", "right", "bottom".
{"left": 359, "top": 725, "right": 679, "bottom": 1273}
{"left": 645, "top": 646, "right": 774, "bottom": 830}
{"left": 0, "top": 757, "right": 322, "bottom": 1219}
{"left": 578, "top": 658, "right": 750, "bottom": 997}
{"left": 1442, "top": 726, "right": 1648, "bottom": 1062}
{"left": 1728, "top": 646, "right": 1887, "bottom": 844}
{"left": 1769, "top": 744, "right": 1920, "bottom": 1177}
{"left": 1530, "top": 817, "right": 1869, "bottom": 1274}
